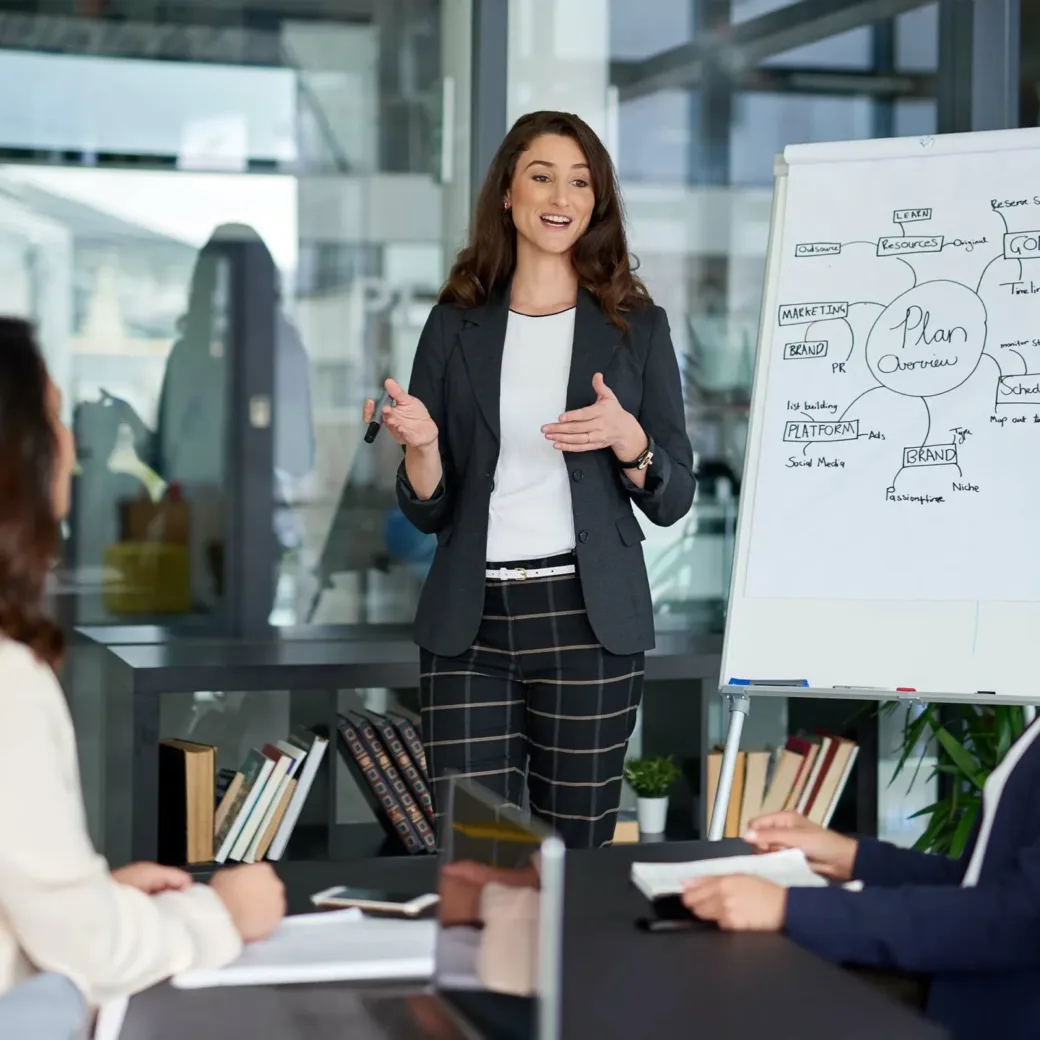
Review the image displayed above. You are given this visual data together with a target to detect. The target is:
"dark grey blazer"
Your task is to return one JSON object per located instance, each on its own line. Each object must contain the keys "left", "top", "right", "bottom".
{"left": 396, "top": 286, "right": 695, "bottom": 658}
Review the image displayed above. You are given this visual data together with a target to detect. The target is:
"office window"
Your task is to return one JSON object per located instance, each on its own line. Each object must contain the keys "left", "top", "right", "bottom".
{"left": 0, "top": 0, "right": 472, "bottom": 633}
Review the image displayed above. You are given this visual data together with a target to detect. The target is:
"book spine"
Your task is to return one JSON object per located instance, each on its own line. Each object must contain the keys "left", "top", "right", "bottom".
{"left": 229, "top": 758, "right": 289, "bottom": 861}
{"left": 337, "top": 720, "right": 424, "bottom": 855}
{"left": 214, "top": 757, "right": 270, "bottom": 861}
{"left": 156, "top": 743, "right": 188, "bottom": 866}
{"left": 268, "top": 736, "right": 327, "bottom": 861}
{"left": 392, "top": 716, "right": 428, "bottom": 777}
{"left": 373, "top": 716, "right": 436, "bottom": 826}
{"left": 352, "top": 718, "right": 436, "bottom": 854}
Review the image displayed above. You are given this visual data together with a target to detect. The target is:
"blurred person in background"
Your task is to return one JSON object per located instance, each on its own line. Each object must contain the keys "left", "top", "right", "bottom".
{"left": 153, "top": 222, "right": 314, "bottom": 612}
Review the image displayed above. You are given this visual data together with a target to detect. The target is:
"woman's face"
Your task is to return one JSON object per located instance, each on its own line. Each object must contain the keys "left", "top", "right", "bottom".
{"left": 506, "top": 133, "right": 595, "bottom": 258}
{"left": 46, "top": 380, "right": 75, "bottom": 520}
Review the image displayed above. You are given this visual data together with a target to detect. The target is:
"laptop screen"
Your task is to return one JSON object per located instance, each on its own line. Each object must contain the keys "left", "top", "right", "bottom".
{"left": 434, "top": 777, "right": 565, "bottom": 1040}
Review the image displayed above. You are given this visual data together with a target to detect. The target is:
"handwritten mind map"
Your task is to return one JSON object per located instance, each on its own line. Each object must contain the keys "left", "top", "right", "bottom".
{"left": 745, "top": 149, "right": 1040, "bottom": 602}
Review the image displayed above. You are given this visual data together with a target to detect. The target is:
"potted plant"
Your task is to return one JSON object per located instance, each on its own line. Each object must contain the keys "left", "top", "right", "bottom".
{"left": 623, "top": 756, "right": 681, "bottom": 834}
{"left": 887, "top": 702, "right": 1028, "bottom": 854}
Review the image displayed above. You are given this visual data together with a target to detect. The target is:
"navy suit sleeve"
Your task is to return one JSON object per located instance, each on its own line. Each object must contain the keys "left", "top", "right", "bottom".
{"left": 785, "top": 836, "right": 1040, "bottom": 973}
{"left": 853, "top": 836, "right": 964, "bottom": 887}
{"left": 396, "top": 306, "right": 454, "bottom": 534}
{"left": 621, "top": 307, "right": 695, "bottom": 527}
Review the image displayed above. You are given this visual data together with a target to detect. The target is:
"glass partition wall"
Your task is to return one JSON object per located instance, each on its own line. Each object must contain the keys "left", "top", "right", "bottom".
{"left": 0, "top": 0, "right": 473, "bottom": 635}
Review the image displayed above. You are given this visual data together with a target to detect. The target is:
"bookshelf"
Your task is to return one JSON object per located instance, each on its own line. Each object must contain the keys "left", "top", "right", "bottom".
{"left": 65, "top": 626, "right": 727, "bottom": 867}
{"left": 700, "top": 695, "right": 880, "bottom": 839}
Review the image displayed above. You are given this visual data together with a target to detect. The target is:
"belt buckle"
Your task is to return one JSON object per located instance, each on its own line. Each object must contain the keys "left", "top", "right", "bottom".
{"left": 516, "top": 567, "right": 527, "bottom": 581}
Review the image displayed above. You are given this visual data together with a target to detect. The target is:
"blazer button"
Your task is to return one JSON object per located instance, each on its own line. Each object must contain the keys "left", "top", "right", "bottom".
{"left": 572, "top": 468, "right": 583, "bottom": 482}
{"left": 578, "top": 530, "right": 589, "bottom": 543}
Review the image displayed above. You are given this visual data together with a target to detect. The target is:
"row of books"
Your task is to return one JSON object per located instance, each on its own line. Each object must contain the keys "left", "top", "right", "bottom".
{"left": 706, "top": 732, "right": 860, "bottom": 838}
{"left": 335, "top": 709, "right": 438, "bottom": 855}
{"left": 157, "top": 706, "right": 440, "bottom": 865}
{"left": 157, "top": 727, "right": 328, "bottom": 866}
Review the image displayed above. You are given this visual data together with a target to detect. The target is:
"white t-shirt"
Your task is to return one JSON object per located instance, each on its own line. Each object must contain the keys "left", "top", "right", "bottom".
{"left": 486, "top": 308, "right": 576, "bottom": 562}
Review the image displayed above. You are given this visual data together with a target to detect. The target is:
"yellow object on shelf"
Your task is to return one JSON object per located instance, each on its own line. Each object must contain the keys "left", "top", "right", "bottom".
{"left": 102, "top": 542, "right": 191, "bottom": 615}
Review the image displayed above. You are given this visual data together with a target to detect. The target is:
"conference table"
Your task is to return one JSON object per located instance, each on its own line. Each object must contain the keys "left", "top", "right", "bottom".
{"left": 120, "top": 839, "right": 947, "bottom": 1039}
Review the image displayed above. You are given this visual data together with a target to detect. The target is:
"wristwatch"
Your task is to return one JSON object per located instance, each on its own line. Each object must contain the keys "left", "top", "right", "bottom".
{"left": 618, "top": 442, "right": 654, "bottom": 471}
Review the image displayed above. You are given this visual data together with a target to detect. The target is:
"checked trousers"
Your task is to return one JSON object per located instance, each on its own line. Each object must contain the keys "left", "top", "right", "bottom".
{"left": 419, "top": 554, "right": 644, "bottom": 849}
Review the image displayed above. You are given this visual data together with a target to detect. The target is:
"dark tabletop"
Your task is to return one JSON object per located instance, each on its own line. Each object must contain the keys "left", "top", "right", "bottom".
{"left": 120, "top": 841, "right": 946, "bottom": 1040}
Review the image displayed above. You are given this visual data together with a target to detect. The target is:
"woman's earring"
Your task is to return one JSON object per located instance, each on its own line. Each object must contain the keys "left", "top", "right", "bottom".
{"left": 503, "top": 198, "right": 511, "bottom": 210}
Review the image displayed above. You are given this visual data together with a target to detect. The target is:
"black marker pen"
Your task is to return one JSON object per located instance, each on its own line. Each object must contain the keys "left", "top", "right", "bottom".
{"left": 364, "top": 389, "right": 393, "bottom": 444}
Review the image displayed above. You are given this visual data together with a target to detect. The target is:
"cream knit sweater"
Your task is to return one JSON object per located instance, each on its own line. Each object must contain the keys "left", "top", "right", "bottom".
{"left": 0, "top": 638, "right": 242, "bottom": 1005}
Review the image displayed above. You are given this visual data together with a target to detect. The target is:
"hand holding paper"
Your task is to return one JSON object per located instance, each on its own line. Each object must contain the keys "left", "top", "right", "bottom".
{"left": 631, "top": 848, "right": 828, "bottom": 901}
{"left": 632, "top": 849, "right": 832, "bottom": 935}
{"left": 744, "top": 810, "right": 858, "bottom": 881}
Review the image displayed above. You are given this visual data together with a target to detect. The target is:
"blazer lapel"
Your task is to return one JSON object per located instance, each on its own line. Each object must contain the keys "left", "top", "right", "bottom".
{"left": 458, "top": 286, "right": 510, "bottom": 442}
{"left": 566, "top": 288, "right": 622, "bottom": 413}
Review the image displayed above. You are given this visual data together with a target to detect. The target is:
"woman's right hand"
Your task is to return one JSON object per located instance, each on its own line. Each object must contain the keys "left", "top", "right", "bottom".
{"left": 744, "top": 811, "right": 858, "bottom": 882}
{"left": 210, "top": 863, "right": 286, "bottom": 942}
{"left": 363, "top": 378, "right": 438, "bottom": 450}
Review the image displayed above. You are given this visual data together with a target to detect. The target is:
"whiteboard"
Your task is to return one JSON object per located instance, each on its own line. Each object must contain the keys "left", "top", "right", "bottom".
{"left": 722, "top": 127, "right": 1040, "bottom": 698}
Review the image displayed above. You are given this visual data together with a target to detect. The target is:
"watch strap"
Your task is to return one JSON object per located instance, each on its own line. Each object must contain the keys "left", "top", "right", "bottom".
{"left": 618, "top": 442, "right": 654, "bottom": 470}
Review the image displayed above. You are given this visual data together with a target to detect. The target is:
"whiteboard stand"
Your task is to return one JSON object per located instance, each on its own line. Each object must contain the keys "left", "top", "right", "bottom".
{"left": 707, "top": 129, "right": 1040, "bottom": 840}
{"left": 706, "top": 689, "right": 750, "bottom": 841}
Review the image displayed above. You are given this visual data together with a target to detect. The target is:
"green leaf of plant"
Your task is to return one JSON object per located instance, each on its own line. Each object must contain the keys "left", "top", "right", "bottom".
{"left": 890, "top": 707, "right": 933, "bottom": 789}
{"left": 949, "top": 802, "right": 980, "bottom": 858}
{"left": 623, "top": 756, "right": 680, "bottom": 797}
{"left": 934, "top": 726, "right": 985, "bottom": 790}
{"left": 907, "top": 803, "right": 943, "bottom": 820}
{"left": 892, "top": 711, "right": 923, "bottom": 770}
{"left": 914, "top": 807, "right": 951, "bottom": 853}
{"left": 1011, "top": 707, "right": 1027, "bottom": 740}
{"left": 996, "top": 709, "right": 1013, "bottom": 762}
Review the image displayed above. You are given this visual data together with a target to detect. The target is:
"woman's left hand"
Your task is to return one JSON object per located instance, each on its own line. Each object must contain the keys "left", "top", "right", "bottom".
{"left": 112, "top": 861, "right": 193, "bottom": 895}
{"left": 680, "top": 875, "right": 787, "bottom": 932}
{"left": 542, "top": 373, "right": 647, "bottom": 460}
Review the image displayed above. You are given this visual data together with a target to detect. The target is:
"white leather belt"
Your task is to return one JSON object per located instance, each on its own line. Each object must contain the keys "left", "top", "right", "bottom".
{"left": 485, "top": 564, "right": 576, "bottom": 582}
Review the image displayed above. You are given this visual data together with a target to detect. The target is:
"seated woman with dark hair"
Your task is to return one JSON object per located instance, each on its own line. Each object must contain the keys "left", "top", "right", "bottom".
{"left": 0, "top": 319, "right": 285, "bottom": 1009}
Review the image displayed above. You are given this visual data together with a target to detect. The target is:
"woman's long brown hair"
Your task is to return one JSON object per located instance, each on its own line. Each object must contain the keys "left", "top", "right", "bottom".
{"left": 0, "top": 319, "right": 63, "bottom": 668}
{"left": 440, "top": 110, "right": 651, "bottom": 328}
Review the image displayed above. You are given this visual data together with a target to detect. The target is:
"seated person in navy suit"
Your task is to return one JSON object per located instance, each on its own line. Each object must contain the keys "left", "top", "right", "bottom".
{"left": 681, "top": 720, "right": 1040, "bottom": 1040}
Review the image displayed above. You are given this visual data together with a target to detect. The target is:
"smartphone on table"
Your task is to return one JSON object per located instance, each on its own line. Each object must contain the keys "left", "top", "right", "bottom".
{"left": 310, "top": 885, "right": 439, "bottom": 918}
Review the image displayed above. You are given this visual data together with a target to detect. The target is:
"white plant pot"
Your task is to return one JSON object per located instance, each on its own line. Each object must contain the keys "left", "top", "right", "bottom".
{"left": 636, "top": 795, "right": 669, "bottom": 834}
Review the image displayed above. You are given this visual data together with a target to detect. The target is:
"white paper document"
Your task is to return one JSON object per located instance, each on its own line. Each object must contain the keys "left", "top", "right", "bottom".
{"left": 172, "top": 908, "right": 435, "bottom": 989}
{"left": 631, "top": 849, "right": 828, "bottom": 900}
